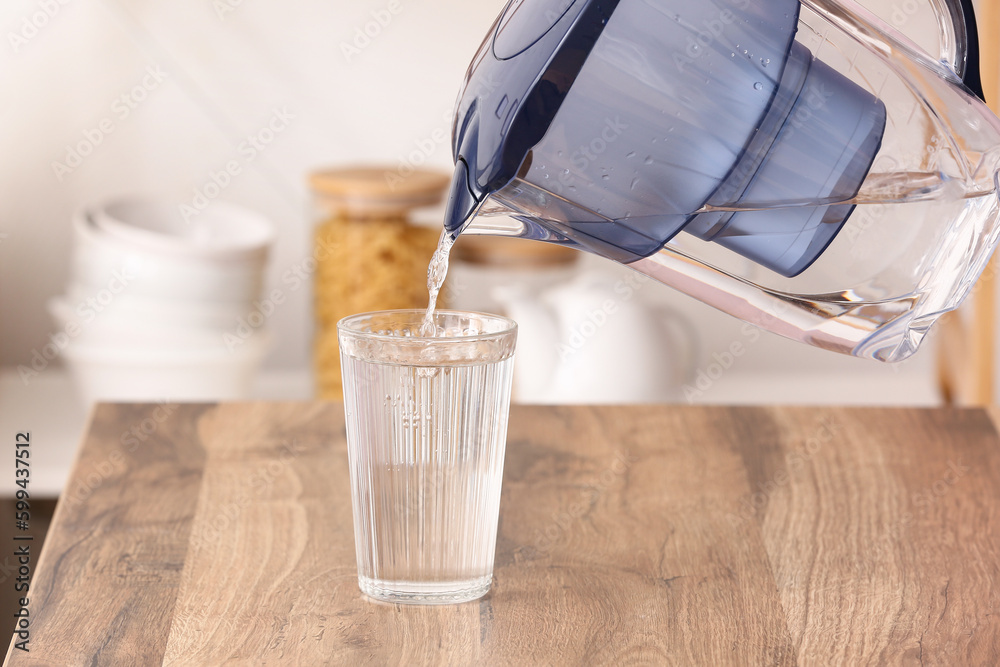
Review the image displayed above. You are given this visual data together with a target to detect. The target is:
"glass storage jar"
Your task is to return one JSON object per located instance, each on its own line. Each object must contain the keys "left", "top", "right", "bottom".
{"left": 310, "top": 166, "right": 449, "bottom": 399}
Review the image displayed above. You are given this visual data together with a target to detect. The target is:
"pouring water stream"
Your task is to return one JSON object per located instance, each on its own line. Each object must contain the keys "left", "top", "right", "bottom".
{"left": 420, "top": 231, "right": 457, "bottom": 337}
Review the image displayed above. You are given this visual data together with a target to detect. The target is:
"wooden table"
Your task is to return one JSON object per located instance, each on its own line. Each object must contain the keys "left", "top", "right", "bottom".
{"left": 5, "top": 404, "right": 1000, "bottom": 665}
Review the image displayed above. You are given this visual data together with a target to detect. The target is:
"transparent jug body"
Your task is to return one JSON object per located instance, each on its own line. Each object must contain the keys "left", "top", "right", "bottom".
{"left": 454, "top": 0, "right": 1000, "bottom": 362}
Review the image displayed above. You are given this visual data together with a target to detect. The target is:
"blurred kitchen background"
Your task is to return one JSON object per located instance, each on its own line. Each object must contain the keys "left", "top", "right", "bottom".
{"left": 0, "top": 0, "right": 998, "bottom": 497}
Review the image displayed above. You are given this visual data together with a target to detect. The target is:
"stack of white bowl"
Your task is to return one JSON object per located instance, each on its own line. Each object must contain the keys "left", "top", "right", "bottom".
{"left": 51, "top": 199, "right": 275, "bottom": 404}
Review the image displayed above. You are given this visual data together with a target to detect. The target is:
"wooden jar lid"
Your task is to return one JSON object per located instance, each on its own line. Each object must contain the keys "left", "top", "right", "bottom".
{"left": 454, "top": 235, "right": 579, "bottom": 268}
{"left": 309, "top": 167, "right": 450, "bottom": 218}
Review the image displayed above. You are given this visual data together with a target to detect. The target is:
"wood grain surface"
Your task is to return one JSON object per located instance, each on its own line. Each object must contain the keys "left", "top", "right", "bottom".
{"left": 4, "top": 404, "right": 999, "bottom": 665}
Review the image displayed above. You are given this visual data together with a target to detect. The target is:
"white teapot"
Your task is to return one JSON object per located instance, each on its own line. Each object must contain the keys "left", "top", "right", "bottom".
{"left": 494, "top": 271, "right": 697, "bottom": 404}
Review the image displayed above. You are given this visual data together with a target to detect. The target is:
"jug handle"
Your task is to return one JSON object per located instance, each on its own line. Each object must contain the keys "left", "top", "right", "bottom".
{"left": 954, "top": 0, "right": 984, "bottom": 101}
{"left": 655, "top": 306, "right": 700, "bottom": 387}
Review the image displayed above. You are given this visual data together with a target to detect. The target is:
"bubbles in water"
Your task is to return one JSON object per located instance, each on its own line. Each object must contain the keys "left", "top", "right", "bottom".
{"left": 630, "top": 177, "right": 639, "bottom": 191}
{"left": 626, "top": 151, "right": 636, "bottom": 159}
{"left": 761, "top": 58, "right": 770, "bottom": 67}
{"left": 644, "top": 156, "right": 654, "bottom": 165}
{"left": 754, "top": 82, "right": 763, "bottom": 91}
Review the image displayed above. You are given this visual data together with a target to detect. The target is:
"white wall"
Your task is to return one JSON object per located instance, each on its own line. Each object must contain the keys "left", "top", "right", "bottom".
{"left": 0, "top": 0, "right": 976, "bottom": 405}
{"left": 0, "top": 0, "right": 506, "bottom": 372}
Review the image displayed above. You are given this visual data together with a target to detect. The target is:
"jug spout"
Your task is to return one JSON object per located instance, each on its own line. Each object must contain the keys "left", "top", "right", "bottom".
{"left": 444, "top": 159, "right": 481, "bottom": 237}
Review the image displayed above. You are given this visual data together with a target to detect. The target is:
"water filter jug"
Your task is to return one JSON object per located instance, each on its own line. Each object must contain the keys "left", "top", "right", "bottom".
{"left": 443, "top": 0, "right": 1000, "bottom": 362}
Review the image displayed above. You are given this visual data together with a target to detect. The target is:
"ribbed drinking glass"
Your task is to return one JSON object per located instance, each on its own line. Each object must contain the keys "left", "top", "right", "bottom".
{"left": 338, "top": 309, "right": 517, "bottom": 604}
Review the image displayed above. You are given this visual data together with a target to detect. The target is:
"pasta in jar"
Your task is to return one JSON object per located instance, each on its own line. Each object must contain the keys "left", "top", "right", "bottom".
{"left": 309, "top": 167, "right": 449, "bottom": 399}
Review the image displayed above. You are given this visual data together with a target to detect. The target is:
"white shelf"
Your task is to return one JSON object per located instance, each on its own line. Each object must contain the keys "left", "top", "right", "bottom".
{"left": 0, "top": 370, "right": 90, "bottom": 498}
{"left": 0, "top": 364, "right": 940, "bottom": 498}
{"left": 0, "top": 368, "right": 314, "bottom": 497}
{"left": 686, "top": 370, "right": 940, "bottom": 406}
